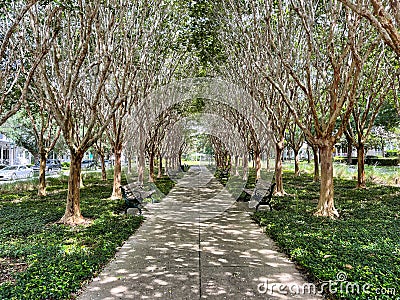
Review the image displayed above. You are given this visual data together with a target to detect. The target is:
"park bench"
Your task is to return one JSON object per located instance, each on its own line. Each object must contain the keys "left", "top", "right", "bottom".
{"left": 168, "top": 169, "right": 180, "bottom": 176}
{"left": 119, "top": 185, "right": 155, "bottom": 215}
{"left": 244, "top": 182, "right": 276, "bottom": 211}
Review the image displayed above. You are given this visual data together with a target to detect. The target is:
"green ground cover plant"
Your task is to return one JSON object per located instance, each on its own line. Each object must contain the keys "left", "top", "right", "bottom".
{"left": 253, "top": 171, "right": 400, "bottom": 300}
{"left": 213, "top": 167, "right": 230, "bottom": 186}
{"left": 0, "top": 174, "right": 143, "bottom": 299}
{"left": 153, "top": 176, "right": 176, "bottom": 197}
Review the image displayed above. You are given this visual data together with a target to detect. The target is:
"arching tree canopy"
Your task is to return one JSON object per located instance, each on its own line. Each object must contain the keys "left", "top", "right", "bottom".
{"left": 0, "top": 0, "right": 399, "bottom": 224}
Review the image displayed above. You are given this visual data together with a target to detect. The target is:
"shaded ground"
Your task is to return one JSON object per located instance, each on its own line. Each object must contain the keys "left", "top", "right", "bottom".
{"left": 0, "top": 258, "right": 28, "bottom": 285}
{"left": 79, "top": 166, "right": 320, "bottom": 299}
{"left": 0, "top": 173, "right": 143, "bottom": 299}
{"left": 253, "top": 171, "right": 400, "bottom": 300}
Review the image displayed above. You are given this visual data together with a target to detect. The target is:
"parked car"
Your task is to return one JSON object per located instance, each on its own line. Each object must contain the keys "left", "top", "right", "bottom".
{"left": 0, "top": 164, "right": 6, "bottom": 170}
{"left": 81, "top": 159, "right": 97, "bottom": 169}
{"left": 32, "top": 159, "right": 62, "bottom": 173}
{"left": 47, "top": 159, "right": 61, "bottom": 172}
{"left": 99, "top": 159, "right": 112, "bottom": 169}
{"left": 0, "top": 165, "right": 34, "bottom": 180}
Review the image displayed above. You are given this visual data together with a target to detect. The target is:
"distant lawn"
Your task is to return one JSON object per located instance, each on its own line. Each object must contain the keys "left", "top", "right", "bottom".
{"left": 283, "top": 160, "right": 400, "bottom": 186}
{"left": 253, "top": 171, "right": 400, "bottom": 300}
{"left": 0, "top": 173, "right": 143, "bottom": 299}
{"left": 182, "top": 160, "right": 212, "bottom": 166}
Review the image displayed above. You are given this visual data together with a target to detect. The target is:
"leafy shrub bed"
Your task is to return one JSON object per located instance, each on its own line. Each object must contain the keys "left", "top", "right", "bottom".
{"left": 213, "top": 167, "right": 230, "bottom": 186}
{"left": 61, "top": 161, "right": 71, "bottom": 169}
{"left": 385, "top": 150, "right": 399, "bottom": 158}
{"left": 334, "top": 156, "right": 400, "bottom": 166}
{"left": 334, "top": 156, "right": 353, "bottom": 164}
{"left": 366, "top": 157, "right": 399, "bottom": 166}
{"left": 253, "top": 172, "right": 400, "bottom": 299}
{"left": 148, "top": 170, "right": 176, "bottom": 203}
{"left": 0, "top": 175, "right": 143, "bottom": 299}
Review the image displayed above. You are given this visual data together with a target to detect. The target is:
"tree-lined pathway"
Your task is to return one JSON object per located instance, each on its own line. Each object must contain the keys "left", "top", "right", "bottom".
{"left": 79, "top": 166, "right": 320, "bottom": 299}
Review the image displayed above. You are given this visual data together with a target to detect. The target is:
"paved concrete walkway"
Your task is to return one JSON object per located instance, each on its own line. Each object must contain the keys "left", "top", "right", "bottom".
{"left": 79, "top": 166, "right": 321, "bottom": 299}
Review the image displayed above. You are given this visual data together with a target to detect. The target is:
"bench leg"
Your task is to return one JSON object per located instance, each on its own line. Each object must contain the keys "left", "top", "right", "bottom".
{"left": 126, "top": 206, "right": 142, "bottom": 215}
{"left": 255, "top": 202, "right": 273, "bottom": 212}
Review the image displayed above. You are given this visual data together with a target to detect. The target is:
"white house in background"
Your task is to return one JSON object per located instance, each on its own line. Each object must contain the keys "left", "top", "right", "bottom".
{"left": 0, "top": 133, "right": 32, "bottom": 165}
{"left": 283, "top": 142, "right": 311, "bottom": 160}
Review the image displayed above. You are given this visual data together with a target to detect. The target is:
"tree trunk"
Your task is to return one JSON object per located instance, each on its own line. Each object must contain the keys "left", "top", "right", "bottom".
{"left": 138, "top": 129, "right": 145, "bottom": 184}
{"left": 356, "top": 143, "right": 366, "bottom": 189}
{"left": 294, "top": 149, "right": 300, "bottom": 176}
{"left": 255, "top": 149, "right": 261, "bottom": 180}
{"left": 127, "top": 151, "right": 132, "bottom": 174}
{"left": 59, "top": 151, "right": 85, "bottom": 225}
{"left": 38, "top": 151, "right": 47, "bottom": 197}
{"left": 164, "top": 157, "right": 168, "bottom": 175}
{"left": 149, "top": 152, "right": 155, "bottom": 182}
{"left": 312, "top": 146, "right": 319, "bottom": 182}
{"left": 307, "top": 146, "right": 310, "bottom": 164}
{"left": 158, "top": 154, "right": 162, "bottom": 178}
{"left": 347, "top": 135, "right": 353, "bottom": 164}
{"left": 99, "top": 152, "right": 107, "bottom": 181}
{"left": 138, "top": 150, "right": 145, "bottom": 185}
{"left": 111, "top": 144, "right": 122, "bottom": 199}
{"left": 314, "top": 142, "right": 339, "bottom": 218}
{"left": 274, "top": 140, "right": 285, "bottom": 196}
{"left": 242, "top": 153, "right": 248, "bottom": 180}
{"left": 230, "top": 155, "right": 235, "bottom": 176}
{"left": 234, "top": 155, "right": 239, "bottom": 176}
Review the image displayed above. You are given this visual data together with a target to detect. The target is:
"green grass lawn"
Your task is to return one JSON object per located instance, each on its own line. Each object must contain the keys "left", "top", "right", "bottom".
{"left": 253, "top": 171, "right": 400, "bottom": 300}
{"left": 283, "top": 160, "right": 400, "bottom": 186}
{"left": 0, "top": 173, "right": 143, "bottom": 299}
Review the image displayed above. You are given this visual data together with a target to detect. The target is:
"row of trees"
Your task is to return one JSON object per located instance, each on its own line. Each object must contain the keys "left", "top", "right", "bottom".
{"left": 1, "top": 0, "right": 399, "bottom": 223}
{"left": 217, "top": 0, "right": 399, "bottom": 217}
{"left": 0, "top": 0, "right": 197, "bottom": 224}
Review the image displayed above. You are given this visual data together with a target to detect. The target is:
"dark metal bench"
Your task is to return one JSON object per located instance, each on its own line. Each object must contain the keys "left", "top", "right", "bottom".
{"left": 244, "top": 182, "right": 276, "bottom": 211}
{"left": 119, "top": 186, "right": 155, "bottom": 215}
